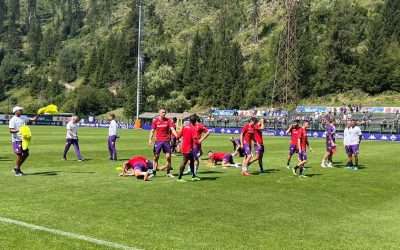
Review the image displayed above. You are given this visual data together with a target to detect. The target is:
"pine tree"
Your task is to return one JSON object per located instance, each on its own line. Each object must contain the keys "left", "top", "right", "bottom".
{"left": 0, "top": 0, "right": 6, "bottom": 33}
{"left": 87, "top": 0, "right": 98, "bottom": 31}
{"left": 7, "top": 0, "right": 21, "bottom": 49}
{"left": 27, "top": 18, "right": 42, "bottom": 65}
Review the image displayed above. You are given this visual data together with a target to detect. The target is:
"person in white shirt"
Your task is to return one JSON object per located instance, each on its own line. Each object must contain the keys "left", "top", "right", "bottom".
{"left": 343, "top": 119, "right": 362, "bottom": 170}
{"left": 62, "top": 116, "right": 83, "bottom": 161}
{"left": 9, "top": 106, "right": 37, "bottom": 176}
{"left": 107, "top": 113, "right": 118, "bottom": 161}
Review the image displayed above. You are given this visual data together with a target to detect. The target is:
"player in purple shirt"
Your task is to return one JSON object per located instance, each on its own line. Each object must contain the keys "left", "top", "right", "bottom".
{"left": 321, "top": 119, "right": 336, "bottom": 168}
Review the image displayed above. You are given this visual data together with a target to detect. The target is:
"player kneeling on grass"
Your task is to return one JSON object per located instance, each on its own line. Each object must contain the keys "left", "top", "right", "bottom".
{"left": 120, "top": 156, "right": 154, "bottom": 181}
{"left": 208, "top": 151, "right": 240, "bottom": 168}
{"left": 293, "top": 121, "right": 311, "bottom": 178}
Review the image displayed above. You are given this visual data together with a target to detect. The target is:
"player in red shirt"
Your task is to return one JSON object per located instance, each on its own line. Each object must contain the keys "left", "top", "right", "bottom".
{"left": 207, "top": 151, "right": 237, "bottom": 168}
{"left": 119, "top": 155, "right": 154, "bottom": 181}
{"left": 191, "top": 117, "right": 210, "bottom": 173}
{"left": 293, "top": 121, "right": 311, "bottom": 177}
{"left": 248, "top": 118, "right": 265, "bottom": 173}
{"left": 148, "top": 109, "right": 178, "bottom": 178}
{"left": 240, "top": 117, "right": 257, "bottom": 176}
{"left": 285, "top": 120, "right": 301, "bottom": 169}
{"left": 177, "top": 115, "right": 201, "bottom": 182}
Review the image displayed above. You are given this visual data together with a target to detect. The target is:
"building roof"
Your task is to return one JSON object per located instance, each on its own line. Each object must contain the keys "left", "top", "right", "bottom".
{"left": 139, "top": 112, "right": 193, "bottom": 119}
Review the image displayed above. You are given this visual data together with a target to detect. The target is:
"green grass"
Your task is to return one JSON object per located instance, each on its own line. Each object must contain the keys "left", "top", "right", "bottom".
{"left": 0, "top": 126, "right": 400, "bottom": 250}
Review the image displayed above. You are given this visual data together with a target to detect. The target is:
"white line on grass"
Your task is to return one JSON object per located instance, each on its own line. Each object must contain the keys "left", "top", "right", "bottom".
{"left": 0, "top": 216, "right": 141, "bottom": 250}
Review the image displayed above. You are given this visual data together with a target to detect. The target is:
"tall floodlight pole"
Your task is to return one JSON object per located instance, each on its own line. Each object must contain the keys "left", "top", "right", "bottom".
{"left": 136, "top": 0, "right": 142, "bottom": 120}
{"left": 271, "top": 0, "right": 299, "bottom": 107}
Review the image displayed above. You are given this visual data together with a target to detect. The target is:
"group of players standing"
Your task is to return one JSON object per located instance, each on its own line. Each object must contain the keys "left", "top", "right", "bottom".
{"left": 8, "top": 105, "right": 363, "bottom": 180}
{"left": 286, "top": 118, "right": 363, "bottom": 176}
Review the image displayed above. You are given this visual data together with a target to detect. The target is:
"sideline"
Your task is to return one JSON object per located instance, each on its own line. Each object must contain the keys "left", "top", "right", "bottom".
{"left": 0, "top": 216, "right": 141, "bottom": 250}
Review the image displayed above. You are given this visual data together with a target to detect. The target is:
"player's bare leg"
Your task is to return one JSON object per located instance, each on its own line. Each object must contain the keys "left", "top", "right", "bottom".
{"left": 165, "top": 153, "right": 174, "bottom": 178}
{"left": 321, "top": 152, "right": 329, "bottom": 168}
{"left": 286, "top": 154, "right": 293, "bottom": 169}
{"left": 153, "top": 154, "right": 160, "bottom": 175}
{"left": 241, "top": 155, "right": 252, "bottom": 176}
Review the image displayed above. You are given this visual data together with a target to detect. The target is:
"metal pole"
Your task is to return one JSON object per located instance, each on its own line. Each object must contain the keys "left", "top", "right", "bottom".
{"left": 136, "top": 0, "right": 142, "bottom": 120}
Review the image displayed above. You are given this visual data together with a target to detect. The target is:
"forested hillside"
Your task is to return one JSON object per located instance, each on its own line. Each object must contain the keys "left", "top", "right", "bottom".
{"left": 0, "top": 0, "right": 399, "bottom": 117}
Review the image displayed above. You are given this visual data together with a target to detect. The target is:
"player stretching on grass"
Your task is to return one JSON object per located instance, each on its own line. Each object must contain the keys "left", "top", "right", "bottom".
{"left": 177, "top": 115, "right": 200, "bottom": 182}
{"left": 9, "top": 106, "right": 37, "bottom": 176}
{"left": 149, "top": 109, "right": 178, "bottom": 178}
{"left": 240, "top": 117, "right": 257, "bottom": 176}
{"left": 63, "top": 116, "right": 83, "bottom": 161}
{"left": 321, "top": 119, "right": 336, "bottom": 168}
{"left": 208, "top": 151, "right": 239, "bottom": 168}
{"left": 119, "top": 156, "right": 154, "bottom": 181}
{"left": 286, "top": 120, "right": 301, "bottom": 169}
{"left": 107, "top": 113, "right": 118, "bottom": 161}
{"left": 293, "top": 121, "right": 311, "bottom": 177}
{"left": 344, "top": 119, "right": 362, "bottom": 171}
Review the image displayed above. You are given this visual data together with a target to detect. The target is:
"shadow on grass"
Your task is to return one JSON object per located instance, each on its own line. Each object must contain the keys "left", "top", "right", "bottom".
{"left": 26, "top": 171, "right": 61, "bottom": 176}
{"left": 199, "top": 170, "right": 225, "bottom": 174}
{"left": 199, "top": 176, "right": 220, "bottom": 181}
{"left": 304, "top": 173, "right": 322, "bottom": 177}
{"left": 251, "top": 169, "right": 280, "bottom": 175}
{"left": 68, "top": 171, "right": 96, "bottom": 174}
{"left": 335, "top": 164, "right": 367, "bottom": 169}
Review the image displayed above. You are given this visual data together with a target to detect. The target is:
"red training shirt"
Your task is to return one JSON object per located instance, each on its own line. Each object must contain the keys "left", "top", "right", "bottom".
{"left": 194, "top": 123, "right": 209, "bottom": 146}
{"left": 151, "top": 116, "right": 175, "bottom": 142}
{"left": 211, "top": 152, "right": 226, "bottom": 162}
{"left": 179, "top": 124, "right": 196, "bottom": 154}
{"left": 241, "top": 123, "right": 255, "bottom": 144}
{"left": 254, "top": 123, "right": 264, "bottom": 145}
{"left": 289, "top": 127, "right": 300, "bottom": 145}
{"left": 128, "top": 156, "right": 148, "bottom": 168}
{"left": 298, "top": 127, "right": 308, "bottom": 151}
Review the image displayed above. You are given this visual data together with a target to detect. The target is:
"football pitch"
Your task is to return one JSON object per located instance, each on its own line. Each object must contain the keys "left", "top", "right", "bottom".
{"left": 0, "top": 126, "right": 400, "bottom": 250}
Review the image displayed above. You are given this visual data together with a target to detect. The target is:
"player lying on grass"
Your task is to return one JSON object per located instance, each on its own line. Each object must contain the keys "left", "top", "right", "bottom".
{"left": 293, "top": 121, "right": 311, "bottom": 177}
{"left": 207, "top": 151, "right": 240, "bottom": 168}
{"left": 119, "top": 156, "right": 154, "bottom": 181}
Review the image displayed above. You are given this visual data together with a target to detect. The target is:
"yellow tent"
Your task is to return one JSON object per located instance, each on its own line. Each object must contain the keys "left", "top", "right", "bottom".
{"left": 37, "top": 104, "right": 59, "bottom": 115}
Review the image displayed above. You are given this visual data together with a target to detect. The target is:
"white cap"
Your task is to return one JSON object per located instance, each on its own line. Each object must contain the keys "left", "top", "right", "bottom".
{"left": 12, "top": 106, "right": 23, "bottom": 113}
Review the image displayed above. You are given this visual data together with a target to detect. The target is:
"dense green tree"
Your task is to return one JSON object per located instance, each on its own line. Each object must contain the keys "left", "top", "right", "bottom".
{"left": 56, "top": 45, "right": 83, "bottom": 82}
{"left": 0, "top": 53, "right": 24, "bottom": 91}
{"left": 0, "top": 0, "right": 6, "bottom": 33}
